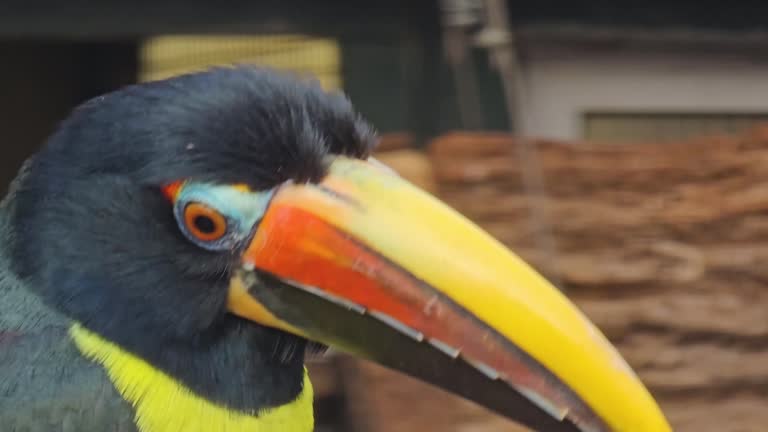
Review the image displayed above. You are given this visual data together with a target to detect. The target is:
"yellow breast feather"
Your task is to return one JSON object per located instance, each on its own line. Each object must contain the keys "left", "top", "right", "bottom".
{"left": 70, "top": 323, "right": 314, "bottom": 432}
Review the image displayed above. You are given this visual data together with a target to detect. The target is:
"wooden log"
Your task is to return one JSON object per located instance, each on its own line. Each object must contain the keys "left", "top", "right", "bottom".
{"left": 423, "top": 127, "right": 768, "bottom": 432}
{"left": 430, "top": 127, "right": 768, "bottom": 189}
{"left": 337, "top": 127, "right": 768, "bottom": 431}
{"left": 375, "top": 132, "right": 416, "bottom": 152}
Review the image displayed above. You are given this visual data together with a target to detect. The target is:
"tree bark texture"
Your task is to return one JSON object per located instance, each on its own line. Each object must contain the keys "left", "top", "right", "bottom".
{"left": 340, "top": 128, "right": 768, "bottom": 432}
{"left": 427, "top": 128, "right": 768, "bottom": 432}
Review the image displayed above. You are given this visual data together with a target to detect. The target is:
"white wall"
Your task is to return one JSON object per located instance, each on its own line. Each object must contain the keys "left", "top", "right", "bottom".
{"left": 520, "top": 49, "right": 768, "bottom": 140}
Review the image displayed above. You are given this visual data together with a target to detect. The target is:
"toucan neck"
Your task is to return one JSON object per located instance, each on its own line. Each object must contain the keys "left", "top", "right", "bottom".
{"left": 69, "top": 315, "right": 308, "bottom": 413}
{"left": 70, "top": 323, "right": 315, "bottom": 432}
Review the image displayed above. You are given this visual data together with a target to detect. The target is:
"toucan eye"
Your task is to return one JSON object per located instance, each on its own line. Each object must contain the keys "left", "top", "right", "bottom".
{"left": 183, "top": 202, "right": 228, "bottom": 242}
{"left": 169, "top": 181, "right": 273, "bottom": 251}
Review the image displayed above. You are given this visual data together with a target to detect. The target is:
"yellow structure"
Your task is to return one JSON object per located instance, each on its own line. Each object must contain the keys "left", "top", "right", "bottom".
{"left": 140, "top": 35, "right": 341, "bottom": 90}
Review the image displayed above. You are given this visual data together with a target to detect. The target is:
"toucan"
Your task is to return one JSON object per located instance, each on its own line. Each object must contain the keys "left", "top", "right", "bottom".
{"left": 0, "top": 66, "right": 670, "bottom": 432}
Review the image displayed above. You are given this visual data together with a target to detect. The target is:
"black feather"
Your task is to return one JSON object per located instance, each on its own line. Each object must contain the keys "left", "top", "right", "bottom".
{"left": 9, "top": 65, "right": 377, "bottom": 413}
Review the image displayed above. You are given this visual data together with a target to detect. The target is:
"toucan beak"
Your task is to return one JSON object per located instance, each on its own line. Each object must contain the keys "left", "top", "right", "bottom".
{"left": 227, "top": 156, "right": 671, "bottom": 432}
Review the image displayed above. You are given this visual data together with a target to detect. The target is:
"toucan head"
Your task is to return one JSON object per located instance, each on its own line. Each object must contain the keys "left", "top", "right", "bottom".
{"left": 10, "top": 66, "right": 670, "bottom": 432}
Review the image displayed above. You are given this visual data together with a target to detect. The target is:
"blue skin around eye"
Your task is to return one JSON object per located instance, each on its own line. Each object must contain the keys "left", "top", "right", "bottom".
{"left": 174, "top": 183, "right": 275, "bottom": 251}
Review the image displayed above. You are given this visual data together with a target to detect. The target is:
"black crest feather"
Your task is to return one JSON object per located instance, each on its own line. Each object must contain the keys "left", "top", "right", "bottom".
{"left": 9, "top": 65, "right": 376, "bottom": 412}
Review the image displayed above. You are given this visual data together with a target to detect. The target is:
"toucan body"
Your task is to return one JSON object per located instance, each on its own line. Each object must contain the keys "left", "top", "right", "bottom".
{"left": 0, "top": 66, "right": 670, "bottom": 432}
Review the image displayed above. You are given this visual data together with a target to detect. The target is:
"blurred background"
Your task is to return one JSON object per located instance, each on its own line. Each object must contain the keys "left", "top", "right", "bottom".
{"left": 2, "top": 1, "right": 768, "bottom": 431}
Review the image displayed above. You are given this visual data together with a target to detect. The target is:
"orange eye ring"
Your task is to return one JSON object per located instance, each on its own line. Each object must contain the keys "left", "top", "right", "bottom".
{"left": 183, "top": 202, "right": 228, "bottom": 242}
